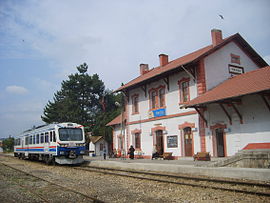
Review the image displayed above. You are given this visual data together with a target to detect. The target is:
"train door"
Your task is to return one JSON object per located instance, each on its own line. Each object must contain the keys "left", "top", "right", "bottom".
{"left": 183, "top": 127, "right": 193, "bottom": 156}
{"left": 44, "top": 132, "right": 49, "bottom": 153}
{"left": 156, "top": 130, "right": 164, "bottom": 155}
{"left": 21, "top": 138, "right": 24, "bottom": 157}
{"left": 215, "top": 128, "right": 225, "bottom": 157}
{"left": 25, "top": 136, "right": 29, "bottom": 157}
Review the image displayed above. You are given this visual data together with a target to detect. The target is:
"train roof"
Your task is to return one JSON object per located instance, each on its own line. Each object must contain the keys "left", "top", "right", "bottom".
{"left": 18, "top": 122, "right": 83, "bottom": 137}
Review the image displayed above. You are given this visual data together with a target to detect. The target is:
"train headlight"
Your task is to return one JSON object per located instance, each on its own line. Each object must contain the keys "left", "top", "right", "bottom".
{"left": 60, "top": 151, "right": 65, "bottom": 155}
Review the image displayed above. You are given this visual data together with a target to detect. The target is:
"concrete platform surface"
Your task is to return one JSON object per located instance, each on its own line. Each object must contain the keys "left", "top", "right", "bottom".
{"left": 84, "top": 156, "right": 270, "bottom": 182}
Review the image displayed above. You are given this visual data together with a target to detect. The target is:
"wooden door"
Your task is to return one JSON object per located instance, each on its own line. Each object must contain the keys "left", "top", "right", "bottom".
{"left": 216, "top": 128, "right": 225, "bottom": 157}
{"left": 156, "top": 130, "right": 164, "bottom": 155}
{"left": 184, "top": 127, "right": 192, "bottom": 156}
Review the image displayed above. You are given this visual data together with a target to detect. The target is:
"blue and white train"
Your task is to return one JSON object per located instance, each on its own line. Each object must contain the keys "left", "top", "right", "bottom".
{"left": 14, "top": 123, "right": 86, "bottom": 165}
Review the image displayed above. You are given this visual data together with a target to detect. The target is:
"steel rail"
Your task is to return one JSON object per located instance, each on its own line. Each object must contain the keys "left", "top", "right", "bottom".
{"left": 80, "top": 165, "right": 270, "bottom": 187}
{"left": 0, "top": 166, "right": 50, "bottom": 203}
{"left": 0, "top": 161, "right": 104, "bottom": 203}
{"left": 76, "top": 165, "right": 270, "bottom": 197}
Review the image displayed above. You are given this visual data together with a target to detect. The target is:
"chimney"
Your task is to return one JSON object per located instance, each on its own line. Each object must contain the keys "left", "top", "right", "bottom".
{"left": 211, "top": 29, "right": 223, "bottom": 46}
{"left": 140, "top": 64, "right": 149, "bottom": 75}
{"left": 159, "top": 54, "right": 169, "bottom": 66}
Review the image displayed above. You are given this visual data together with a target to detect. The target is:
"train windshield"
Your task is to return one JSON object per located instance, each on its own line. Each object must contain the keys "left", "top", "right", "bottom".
{"left": 58, "top": 128, "right": 83, "bottom": 141}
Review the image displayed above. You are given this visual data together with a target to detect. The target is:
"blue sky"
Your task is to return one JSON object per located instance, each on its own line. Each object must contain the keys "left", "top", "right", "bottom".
{"left": 0, "top": 0, "right": 270, "bottom": 138}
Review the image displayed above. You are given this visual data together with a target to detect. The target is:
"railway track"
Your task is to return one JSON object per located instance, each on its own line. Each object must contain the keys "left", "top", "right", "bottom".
{"left": 0, "top": 161, "right": 104, "bottom": 203}
{"left": 76, "top": 165, "right": 270, "bottom": 197}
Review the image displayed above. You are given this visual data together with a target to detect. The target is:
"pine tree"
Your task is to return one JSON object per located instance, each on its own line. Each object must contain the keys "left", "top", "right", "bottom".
{"left": 41, "top": 63, "right": 105, "bottom": 129}
{"left": 41, "top": 63, "right": 122, "bottom": 144}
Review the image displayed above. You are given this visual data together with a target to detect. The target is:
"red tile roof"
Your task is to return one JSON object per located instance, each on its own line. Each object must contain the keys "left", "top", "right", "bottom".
{"left": 184, "top": 66, "right": 270, "bottom": 107}
{"left": 116, "top": 33, "right": 267, "bottom": 92}
{"left": 106, "top": 113, "right": 126, "bottom": 126}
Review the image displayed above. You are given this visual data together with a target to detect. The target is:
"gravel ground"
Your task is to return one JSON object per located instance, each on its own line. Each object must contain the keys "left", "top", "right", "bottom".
{"left": 0, "top": 155, "right": 269, "bottom": 203}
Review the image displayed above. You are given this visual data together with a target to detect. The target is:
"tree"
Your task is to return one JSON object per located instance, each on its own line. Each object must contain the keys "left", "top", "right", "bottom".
{"left": 41, "top": 63, "right": 105, "bottom": 130}
{"left": 2, "top": 136, "right": 14, "bottom": 152}
{"left": 91, "top": 91, "right": 123, "bottom": 142}
{"left": 41, "top": 63, "right": 123, "bottom": 150}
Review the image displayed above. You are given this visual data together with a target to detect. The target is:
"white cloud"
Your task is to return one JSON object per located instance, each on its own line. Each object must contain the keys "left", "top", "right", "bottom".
{"left": 5, "top": 85, "right": 28, "bottom": 95}
{"left": 1, "top": 0, "right": 270, "bottom": 89}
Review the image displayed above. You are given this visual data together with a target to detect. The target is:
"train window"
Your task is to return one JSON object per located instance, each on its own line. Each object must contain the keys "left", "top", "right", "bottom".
{"left": 45, "top": 132, "right": 49, "bottom": 143}
{"left": 33, "top": 135, "right": 36, "bottom": 144}
{"left": 41, "top": 133, "right": 44, "bottom": 143}
{"left": 25, "top": 136, "right": 29, "bottom": 145}
{"left": 36, "top": 134, "right": 39, "bottom": 144}
{"left": 16, "top": 139, "right": 20, "bottom": 146}
{"left": 29, "top": 136, "right": 33, "bottom": 144}
{"left": 15, "top": 139, "right": 18, "bottom": 146}
{"left": 50, "top": 131, "right": 52, "bottom": 142}
{"left": 59, "top": 128, "right": 83, "bottom": 141}
{"left": 53, "top": 131, "right": 56, "bottom": 142}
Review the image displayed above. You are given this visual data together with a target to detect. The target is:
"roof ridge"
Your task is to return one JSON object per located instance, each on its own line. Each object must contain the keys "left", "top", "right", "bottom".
{"left": 116, "top": 44, "right": 213, "bottom": 91}
{"left": 116, "top": 31, "right": 267, "bottom": 92}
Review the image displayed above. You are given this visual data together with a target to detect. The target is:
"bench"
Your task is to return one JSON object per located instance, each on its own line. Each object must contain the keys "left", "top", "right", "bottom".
{"left": 163, "top": 152, "right": 173, "bottom": 160}
{"left": 193, "top": 152, "right": 211, "bottom": 161}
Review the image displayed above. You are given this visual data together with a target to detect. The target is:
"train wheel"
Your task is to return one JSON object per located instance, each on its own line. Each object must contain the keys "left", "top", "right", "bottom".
{"left": 51, "top": 157, "right": 56, "bottom": 166}
{"left": 44, "top": 156, "right": 50, "bottom": 165}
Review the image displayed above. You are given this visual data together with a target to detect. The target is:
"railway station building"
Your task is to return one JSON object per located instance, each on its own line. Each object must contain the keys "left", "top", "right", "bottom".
{"left": 107, "top": 29, "right": 270, "bottom": 159}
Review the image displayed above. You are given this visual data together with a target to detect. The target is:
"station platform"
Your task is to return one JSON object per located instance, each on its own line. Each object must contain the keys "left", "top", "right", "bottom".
{"left": 83, "top": 156, "right": 270, "bottom": 182}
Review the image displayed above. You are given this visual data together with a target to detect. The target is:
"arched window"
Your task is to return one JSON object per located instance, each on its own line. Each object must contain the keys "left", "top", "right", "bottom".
{"left": 132, "top": 94, "right": 139, "bottom": 114}
{"left": 178, "top": 78, "right": 190, "bottom": 103}
{"left": 134, "top": 133, "right": 141, "bottom": 149}
{"left": 159, "top": 87, "right": 165, "bottom": 107}
{"left": 151, "top": 90, "right": 157, "bottom": 109}
{"left": 149, "top": 86, "right": 166, "bottom": 110}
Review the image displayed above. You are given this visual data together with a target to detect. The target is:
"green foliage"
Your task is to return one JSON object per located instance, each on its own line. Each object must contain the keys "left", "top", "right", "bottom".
{"left": 2, "top": 136, "right": 14, "bottom": 152}
{"left": 42, "top": 63, "right": 105, "bottom": 127}
{"left": 41, "top": 63, "right": 122, "bottom": 143}
{"left": 91, "top": 91, "right": 123, "bottom": 142}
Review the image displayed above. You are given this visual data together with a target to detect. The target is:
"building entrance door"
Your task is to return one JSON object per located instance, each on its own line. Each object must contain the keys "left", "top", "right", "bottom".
{"left": 216, "top": 128, "right": 225, "bottom": 157}
{"left": 156, "top": 130, "right": 164, "bottom": 155}
{"left": 183, "top": 127, "right": 192, "bottom": 156}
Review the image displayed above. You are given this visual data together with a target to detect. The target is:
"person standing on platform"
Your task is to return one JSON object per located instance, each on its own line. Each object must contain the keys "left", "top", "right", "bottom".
{"left": 128, "top": 145, "right": 135, "bottom": 160}
{"left": 103, "top": 146, "right": 107, "bottom": 160}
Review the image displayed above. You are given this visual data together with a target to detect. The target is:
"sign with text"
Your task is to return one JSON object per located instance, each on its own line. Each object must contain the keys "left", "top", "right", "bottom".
{"left": 153, "top": 108, "right": 166, "bottom": 118}
{"left": 167, "top": 135, "right": 178, "bottom": 148}
{"left": 228, "top": 65, "right": 244, "bottom": 75}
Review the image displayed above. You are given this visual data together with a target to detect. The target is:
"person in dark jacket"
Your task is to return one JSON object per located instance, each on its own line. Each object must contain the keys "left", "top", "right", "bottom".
{"left": 128, "top": 145, "right": 135, "bottom": 160}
